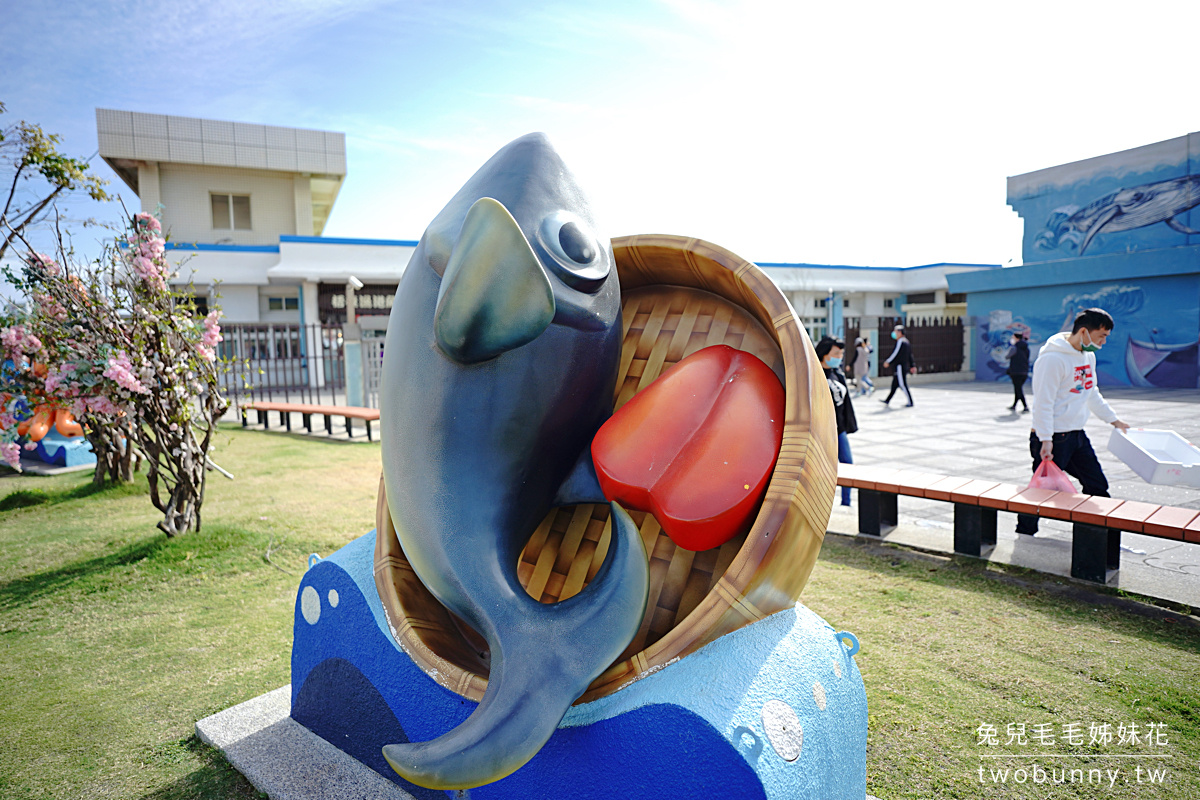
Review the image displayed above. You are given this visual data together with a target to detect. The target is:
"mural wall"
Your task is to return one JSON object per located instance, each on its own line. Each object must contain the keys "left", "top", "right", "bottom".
{"left": 1010, "top": 133, "right": 1200, "bottom": 263}
{"left": 968, "top": 275, "right": 1200, "bottom": 388}
{"left": 960, "top": 132, "right": 1200, "bottom": 388}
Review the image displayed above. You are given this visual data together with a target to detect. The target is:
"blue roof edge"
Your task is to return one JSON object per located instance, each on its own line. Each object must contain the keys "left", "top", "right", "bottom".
{"left": 166, "top": 242, "right": 280, "bottom": 253}
{"left": 281, "top": 235, "right": 419, "bottom": 247}
{"left": 947, "top": 246, "right": 1200, "bottom": 293}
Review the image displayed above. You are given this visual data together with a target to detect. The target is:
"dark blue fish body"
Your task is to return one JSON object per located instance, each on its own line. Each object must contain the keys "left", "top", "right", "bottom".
{"left": 379, "top": 134, "right": 649, "bottom": 790}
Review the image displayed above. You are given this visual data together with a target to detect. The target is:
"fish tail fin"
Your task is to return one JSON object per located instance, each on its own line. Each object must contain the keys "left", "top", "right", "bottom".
{"left": 383, "top": 502, "right": 649, "bottom": 790}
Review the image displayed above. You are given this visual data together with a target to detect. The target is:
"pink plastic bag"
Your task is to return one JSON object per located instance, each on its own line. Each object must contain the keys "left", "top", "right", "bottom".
{"left": 1028, "top": 459, "right": 1077, "bottom": 493}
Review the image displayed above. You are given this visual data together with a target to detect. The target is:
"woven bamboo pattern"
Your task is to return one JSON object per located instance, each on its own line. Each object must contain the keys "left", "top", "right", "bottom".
{"left": 373, "top": 234, "right": 837, "bottom": 704}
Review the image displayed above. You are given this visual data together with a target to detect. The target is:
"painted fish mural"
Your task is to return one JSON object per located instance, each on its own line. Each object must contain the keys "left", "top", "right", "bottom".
{"left": 1036, "top": 175, "right": 1200, "bottom": 255}
{"left": 377, "top": 133, "right": 650, "bottom": 789}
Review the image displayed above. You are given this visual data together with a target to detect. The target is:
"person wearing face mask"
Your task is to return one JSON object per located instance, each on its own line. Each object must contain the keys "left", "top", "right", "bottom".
{"left": 879, "top": 324, "right": 915, "bottom": 407}
{"left": 1005, "top": 331, "right": 1030, "bottom": 412}
{"left": 816, "top": 336, "right": 857, "bottom": 506}
{"left": 1015, "top": 307, "right": 1131, "bottom": 535}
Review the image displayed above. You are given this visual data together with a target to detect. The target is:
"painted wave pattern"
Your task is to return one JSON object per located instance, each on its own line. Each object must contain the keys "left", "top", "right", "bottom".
{"left": 290, "top": 531, "right": 868, "bottom": 799}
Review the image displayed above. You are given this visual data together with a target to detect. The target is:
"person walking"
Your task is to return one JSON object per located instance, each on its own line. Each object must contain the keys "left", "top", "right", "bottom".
{"left": 879, "top": 324, "right": 915, "bottom": 407}
{"left": 1006, "top": 332, "right": 1030, "bottom": 412}
{"left": 853, "top": 336, "right": 874, "bottom": 396}
{"left": 1015, "top": 308, "right": 1130, "bottom": 535}
{"left": 816, "top": 336, "right": 857, "bottom": 506}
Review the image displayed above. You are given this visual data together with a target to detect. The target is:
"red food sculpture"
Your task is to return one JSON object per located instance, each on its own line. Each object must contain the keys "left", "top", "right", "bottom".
{"left": 591, "top": 344, "right": 785, "bottom": 551}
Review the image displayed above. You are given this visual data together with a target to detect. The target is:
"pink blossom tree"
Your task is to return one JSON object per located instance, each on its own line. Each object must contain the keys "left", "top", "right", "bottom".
{"left": 1, "top": 211, "right": 230, "bottom": 536}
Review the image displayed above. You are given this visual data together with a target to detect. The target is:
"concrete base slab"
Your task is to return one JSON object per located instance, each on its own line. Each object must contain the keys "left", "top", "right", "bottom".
{"left": 196, "top": 685, "right": 416, "bottom": 800}
{"left": 198, "top": 685, "right": 880, "bottom": 800}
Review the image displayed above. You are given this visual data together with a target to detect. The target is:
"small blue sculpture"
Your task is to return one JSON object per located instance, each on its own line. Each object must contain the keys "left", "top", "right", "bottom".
{"left": 378, "top": 133, "right": 650, "bottom": 789}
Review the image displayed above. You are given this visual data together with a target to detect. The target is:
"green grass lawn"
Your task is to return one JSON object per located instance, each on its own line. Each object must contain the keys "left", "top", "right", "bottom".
{"left": 1, "top": 425, "right": 1197, "bottom": 799}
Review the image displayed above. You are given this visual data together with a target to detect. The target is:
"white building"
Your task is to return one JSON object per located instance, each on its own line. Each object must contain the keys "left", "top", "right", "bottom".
{"left": 96, "top": 108, "right": 414, "bottom": 328}
{"left": 95, "top": 108, "right": 995, "bottom": 342}
{"left": 760, "top": 262, "right": 990, "bottom": 342}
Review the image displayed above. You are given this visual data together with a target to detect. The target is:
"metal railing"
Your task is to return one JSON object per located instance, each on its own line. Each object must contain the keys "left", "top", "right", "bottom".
{"left": 363, "top": 331, "right": 385, "bottom": 409}
{"left": 218, "top": 323, "right": 348, "bottom": 409}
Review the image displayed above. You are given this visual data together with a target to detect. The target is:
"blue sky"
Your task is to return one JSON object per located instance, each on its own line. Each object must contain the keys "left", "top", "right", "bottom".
{"left": 5, "top": 0, "right": 1199, "bottom": 268}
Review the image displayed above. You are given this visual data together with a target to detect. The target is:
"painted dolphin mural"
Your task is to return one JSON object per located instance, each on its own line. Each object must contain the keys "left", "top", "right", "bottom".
{"left": 1036, "top": 175, "right": 1200, "bottom": 255}
{"left": 378, "top": 133, "right": 650, "bottom": 789}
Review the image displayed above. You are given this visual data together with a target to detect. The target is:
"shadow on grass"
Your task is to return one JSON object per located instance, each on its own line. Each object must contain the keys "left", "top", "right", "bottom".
{"left": 0, "top": 534, "right": 168, "bottom": 610}
{"left": 0, "top": 476, "right": 146, "bottom": 512}
{"left": 816, "top": 534, "right": 1200, "bottom": 647}
{"left": 139, "top": 736, "right": 264, "bottom": 800}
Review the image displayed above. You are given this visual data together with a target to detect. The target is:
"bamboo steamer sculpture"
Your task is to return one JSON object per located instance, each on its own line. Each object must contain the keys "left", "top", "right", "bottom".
{"left": 289, "top": 133, "right": 865, "bottom": 800}
{"left": 374, "top": 234, "right": 837, "bottom": 703}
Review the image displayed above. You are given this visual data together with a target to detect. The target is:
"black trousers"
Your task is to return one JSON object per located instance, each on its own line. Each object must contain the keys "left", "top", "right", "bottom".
{"left": 1008, "top": 373, "right": 1027, "bottom": 409}
{"left": 883, "top": 368, "right": 912, "bottom": 405}
{"left": 1015, "top": 430, "right": 1109, "bottom": 533}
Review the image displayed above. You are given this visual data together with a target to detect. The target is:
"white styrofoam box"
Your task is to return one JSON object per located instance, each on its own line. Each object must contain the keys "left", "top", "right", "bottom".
{"left": 1108, "top": 428, "right": 1200, "bottom": 487}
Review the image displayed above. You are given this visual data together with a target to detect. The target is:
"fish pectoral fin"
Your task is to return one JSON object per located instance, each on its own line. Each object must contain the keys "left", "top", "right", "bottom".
{"left": 434, "top": 197, "right": 555, "bottom": 364}
{"left": 1078, "top": 205, "right": 1120, "bottom": 254}
{"left": 1165, "top": 215, "right": 1200, "bottom": 236}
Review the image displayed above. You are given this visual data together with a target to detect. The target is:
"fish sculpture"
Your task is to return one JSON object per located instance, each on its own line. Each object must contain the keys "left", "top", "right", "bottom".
{"left": 378, "top": 133, "right": 650, "bottom": 789}
{"left": 1036, "top": 175, "right": 1200, "bottom": 254}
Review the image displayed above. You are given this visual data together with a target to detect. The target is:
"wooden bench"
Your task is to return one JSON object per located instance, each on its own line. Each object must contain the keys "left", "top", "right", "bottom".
{"left": 836, "top": 463, "right": 1200, "bottom": 584}
{"left": 240, "top": 401, "right": 381, "bottom": 441}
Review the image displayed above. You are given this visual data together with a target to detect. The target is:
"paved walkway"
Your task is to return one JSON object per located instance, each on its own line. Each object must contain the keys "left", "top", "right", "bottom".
{"left": 827, "top": 379, "right": 1200, "bottom": 609}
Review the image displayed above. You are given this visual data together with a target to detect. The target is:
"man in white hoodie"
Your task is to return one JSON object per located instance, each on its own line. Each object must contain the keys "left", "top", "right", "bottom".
{"left": 1015, "top": 308, "right": 1130, "bottom": 535}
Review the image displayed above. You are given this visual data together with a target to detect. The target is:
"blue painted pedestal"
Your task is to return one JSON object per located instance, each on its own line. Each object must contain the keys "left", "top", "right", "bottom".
{"left": 291, "top": 532, "right": 868, "bottom": 799}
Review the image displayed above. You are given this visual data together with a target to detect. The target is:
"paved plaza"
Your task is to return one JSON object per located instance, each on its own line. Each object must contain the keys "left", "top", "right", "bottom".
{"left": 827, "top": 377, "right": 1200, "bottom": 609}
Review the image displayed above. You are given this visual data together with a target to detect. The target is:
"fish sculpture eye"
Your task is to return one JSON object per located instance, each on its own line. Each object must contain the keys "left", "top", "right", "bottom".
{"left": 537, "top": 210, "right": 608, "bottom": 291}
{"left": 559, "top": 221, "right": 595, "bottom": 263}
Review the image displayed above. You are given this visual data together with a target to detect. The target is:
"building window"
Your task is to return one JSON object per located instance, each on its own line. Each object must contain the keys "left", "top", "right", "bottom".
{"left": 212, "top": 193, "right": 251, "bottom": 230}
{"left": 268, "top": 297, "right": 299, "bottom": 311}
{"left": 816, "top": 298, "right": 827, "bottom": 308}
{"left": 907, "top": 291, "right": 936, "bottom": 304}
{"left": 884, "top": 298, "right": 894, "bottom": 308}
{"left": 843, "top": 298, "right": 850, "bottom": 308}
{"left": 947, "top": 292, "right": 967, "bottom": 304}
